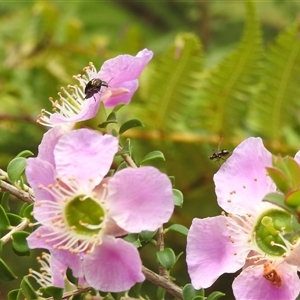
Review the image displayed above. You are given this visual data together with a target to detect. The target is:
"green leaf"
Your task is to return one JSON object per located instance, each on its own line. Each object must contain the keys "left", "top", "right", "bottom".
{"left": 156, "top": 248, "right": 176, "bottom": 270}
{"left": 0, "top": 205, "right": 10, "bottom": 229}
{"left": 139, "top": 230, "right": 157, "bottom": 241}
{"left": 12, "top": 231, "right": 30, "bottom": 253}
{"left": 7, "top": 157, "right": 27, "bottom": 183}
{"left": 112, "top": 103, "right": 125, "bottom": 112}
{"left": 166, "top": 224, "right": 189, "bottom": 236}
{"left": 140, "top": 151, "right": 166, "bottom": 165}
{"left": 20, "top": 276, "right": 38, "bottom": 299}
{"left": 286, "top": 190, "right": 300, "bottom": 207}
{"left": 263, "top": 192, "right": 294, "bottom": 214}
{"left": 23, "top": 204, "right": 35, "bottom": 221}
{"left": 182, "top": 283, "right": 205, "bottom": 300}
{"left": 7, "top": 289, "right": 22, "bottom": 300}
{"left": 173, "top": 189, "right": 184, "bottom": 207}
{"left": 1, "top": 192, "right": 10, "bottom": 210}
{"left": 206, "top": 291, "right": 226, "bottom": 300}
{"left": 119, "top": 119, "right": 144, "bottom": 135}
{"left": 0, "top": 258, "right": 17, "bottom": 281}
{"left": 124, "top": 234, "right": 142, "bottom": 248}
{"left": 16, "top": 150, "right": 34, "bottom": 158}
{"left": 39, "top": 286, "right": 64, "bottom": 300}
{"left": 266, "top": 167, "right": 290, "bottom": 193}
{"left": 98, "top": 112, "right": 118, "bottom": 128}
{"left": 7, "top": 213, "right": 23, "bottom": 226}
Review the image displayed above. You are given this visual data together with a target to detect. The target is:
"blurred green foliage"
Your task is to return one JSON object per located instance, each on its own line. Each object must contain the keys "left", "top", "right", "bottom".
{"left": 1, "top": 0, "right": 300, "bottom": 299}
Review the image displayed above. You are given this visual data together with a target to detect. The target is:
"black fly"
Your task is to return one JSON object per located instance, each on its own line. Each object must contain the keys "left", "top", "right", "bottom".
{"left": 84, "top": 78, "right": 109, "bottom": 101}
{"left": 209, "top": 139, "right": 230, "bottom": 164}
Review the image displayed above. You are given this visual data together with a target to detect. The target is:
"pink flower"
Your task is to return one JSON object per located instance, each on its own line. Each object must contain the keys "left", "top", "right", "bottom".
{"left": 38, "top": 49, "right": 153, "bottom": 127}
{"left": 26, "top": 128, "right": 174, "bottom": 292}
{"left": 186, "top": 137, "right": 300, "bottom": 300}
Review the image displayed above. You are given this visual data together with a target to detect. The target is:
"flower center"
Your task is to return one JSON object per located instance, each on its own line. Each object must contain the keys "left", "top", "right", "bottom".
{"left": 254, "top": 209, "right": 297, "bottom": 256}
{"left": 64, "top": 195, "right": 105, "bottom": 236}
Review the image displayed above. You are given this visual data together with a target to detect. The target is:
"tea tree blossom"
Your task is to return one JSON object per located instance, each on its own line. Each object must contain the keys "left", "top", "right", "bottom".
{"left": 26, "top": 128, "right": 174, "bottom": 292}
{"left": 38, "top": 49, "right": 153, "bottom": 127}
{"left": 186, "top": 137, "right": 300, "bottom": 300}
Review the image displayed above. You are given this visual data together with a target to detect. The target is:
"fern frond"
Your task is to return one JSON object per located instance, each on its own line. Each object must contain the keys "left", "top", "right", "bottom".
{"left": 247, "top": 20, "right": 300, "bottom": 145}
{"left": 133, "top": 33, "right": 204, "bottom": 132}
{"left": 190, "top": 1, "right": 262, "bottom": 137}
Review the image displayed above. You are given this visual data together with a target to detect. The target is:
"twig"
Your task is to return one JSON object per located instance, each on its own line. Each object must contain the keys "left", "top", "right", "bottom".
{"left": 142, "top": 266, "right": 183, "bottom": 299}
{"left": 157, "top": 226, "right": 168, "bottom": 278}
{"left": 1, "top": 218, "right": 30, "bottom": 244}
{"left": 0, "top": 169, "right": 35, "bottom": 204}
{"left": 45, "top": 286, "right": 92, "bottom": 300}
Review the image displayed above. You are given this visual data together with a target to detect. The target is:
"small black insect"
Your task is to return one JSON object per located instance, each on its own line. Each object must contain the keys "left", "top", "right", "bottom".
{"left": 209, "top": 139, "right": 230, "bottom": 164}
{"left": 209, "top": 149, "right": 230, "bottom": 163}
{"left": 84, "top": 78, "right": 109, "bottom": 100}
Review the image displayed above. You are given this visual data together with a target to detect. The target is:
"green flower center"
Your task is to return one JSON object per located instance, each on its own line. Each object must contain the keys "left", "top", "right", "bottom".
{"left": 254, "top": 209, "right": 297, "bottom": 256}
{"left": 64, "top": 195, "right": 105, "bottom": 236}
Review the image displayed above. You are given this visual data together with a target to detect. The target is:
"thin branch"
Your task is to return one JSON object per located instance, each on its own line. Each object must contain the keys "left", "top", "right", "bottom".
{"left": 118, "top": 146, "right": 138, "bottom": 169}
{"left": 157, "top": 226, "right": 168, "bottom": 278}
{"left": 142, "top": 266, "right": 183, "bottom": 299}
{"left": 0, "top": 180, "right": 35, "bottom": 204}
{"left": 1, "top": 218, "right": 30, "bottom": 244}
{"left": 45, "top": 286, "right": 92, "bottom": 300}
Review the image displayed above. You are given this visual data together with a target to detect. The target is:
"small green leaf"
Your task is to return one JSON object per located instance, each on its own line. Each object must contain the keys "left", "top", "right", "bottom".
{"left": 7, "top": 289, "right": 21, "bottom": 300}
{"left": 20, "top": 276, "right": 38, "bottom": 299}
{"left": 119, "top": 119, "right": 144, "bottom": 135}
{"left": 156, "top": 248, "right": 176, "bottom": 270}
{"left": 0, "top": 258, "right": 17, "bottom": 281}
{"left": 0, "top": 205, "right": 10, "bottom": 229}
{"left": 1, "top": 192, "right": 10, "bottom": 210}
{"left": 116, "top": 161, "right": 128, "bottom": 172}
{"left": 173, "top": 189, "right": 184, "bottom": 207}
{"left": 7, "top": 213, "right": 23, "bottom": 226}
{"left": 112, "top": 103, "right": 125, "bottom": 112}
{"left": 266, "top": 167, "right": 290, "bottom": 193}
{"left": 206, "top": 291, "right": 226, "bottom": 300}
{"left": 263, "top": 192, "right": 293, "bottom": 213}
{"left": 139, "top": 230, "right": 157, "bottom": 241}
{"left": 40, "top": 286, "right": 64, "bottom": 300}
{"left": 16, "top": 150, "right": 34, "bottom": 158}
{"left": 98, "top": 112, "right": 118, "bottom": 128}
{"left": 286, "top": 190, "right": 300, "bottom": 207}
{"left": 182, "top": 284, "right": 205, "bottom": 300}
{"left": 166, "top": 224, "right": 189, "bottom": 236}
{"left": 140, "top": 151, "right": 166, "bottom": 165}
{"left": 12, "top": 231, "right": 30, "bottom": 253}
{"left": 23, "top": 204, "right": 35, "bottom": 222}
{"left": 283, "top": 157, "right": 300, "bottom": 189}
{"left": 7, "top": 157, "right": 27, "bottom": 183}
{"left": 124, "top": 234, "right": 142, "bottom": 248}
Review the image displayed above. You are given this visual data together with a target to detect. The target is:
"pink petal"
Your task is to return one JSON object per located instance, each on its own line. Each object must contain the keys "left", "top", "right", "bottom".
{"left": 98, "top": 49, "right": 153, "bottom": 85}
{"left": 103, "top": 80, "right": 138, "bottom": 108}
{"left": 214, "top": 137, "right": 275, "bottom": 215}
{"left": 186, "top": 216, "right": 247, "bottom": 289}
{"left": 83, "top": 237, "right": 145, "bottom": 292}
{"left": 106, "top": 167, "right": 174, "bottom": 232}
{"left": 233, "top": 263, "right": 300, "bottom": 300}
{"left": 26, "top": 158, "right": 56, "bottom": 199}
{"left": 49, "top": 98, "right": 102, "bottom": 125}
{"left": 54, "top": 129, "right": 118, "bottom": 187}
{"left": 50, "top": 255, "right": 67, "bottom": 287}
{"left": 27, "top": 226, "right": 84, "bottom": 278}
{"left": 38, "top": 125, "right": 72, "bottom": 165}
